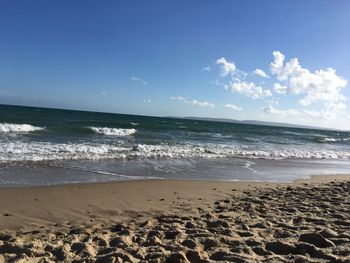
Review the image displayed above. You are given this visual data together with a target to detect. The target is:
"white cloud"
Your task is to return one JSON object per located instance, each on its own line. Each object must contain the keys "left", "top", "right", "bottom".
{"left": 224, "top": 104, "right": 242, "bottom": 111}
{"left": 101, "top": 91, "right": 107, "bottom": 96}
{"left": 273, "top": 83, "right": 288, "bottom": 95}
{"left": 301, "top": 109, "right": 321, "bottom": 118}
{"left": 208, "top": 51, "right": 349, "bottom": 128}
{"left": 262, "top": 105, "right": 300, "bottom": 116}
{"left": 216, "top": 57, "right": 236, "bottom": 76}
{"left": 170, "top": 96, "right": 185, "bottom": 101}
{"left": 270, "top": 51, "right": 347, "bottom": 106}
{"left": 214, "top": 57, "right": 270, "bottom": 99}
{"left": 267, "top": 51, "right": 349, "bottom": 125}
{"left": 131, "top": 76, "right": 147, "bottom": 85}
{"left": 263, "top": 101, "right": 347, "bottom": 122}
{"left": 265, "top": 98, "right": 280, "bottom": 106}
{"left": 171, "top": 96, "right": 215, "bottom": 108}
{"left": 270, "top": 51, "right": 286, "bottom": 80}
{"left": 190, "top": 99, "right": 215, "bottom": 108}
{"left": 254, "top": 69, "right": 269, "bottom": 78}
{"left": 302, "top": 109, "right": 337, "bottom": 120}
{"left": 301, "top": 102, "right": 347, "bottom": 120}
{"left": 225, "top": 80, "right": 272, "bottom": 99}
{"left": 144, "top": 99, "right": 151, "bottom": 103}
{"left": 325, "top": 101, "right": 347, "bottom": 111}
{"left": 202, "top": 65, "right": 211, "bottom": 71}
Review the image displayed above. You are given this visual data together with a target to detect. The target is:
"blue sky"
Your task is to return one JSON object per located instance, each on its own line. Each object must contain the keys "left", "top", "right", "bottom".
{"left": 1, "top": 1, "right": 350, "bottom": 129}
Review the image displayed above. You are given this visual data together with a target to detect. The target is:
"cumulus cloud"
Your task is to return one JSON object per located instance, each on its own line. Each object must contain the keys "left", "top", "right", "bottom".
{"left": 210, "top": 51, "right": 348, "bottom": 126}
{"left": 225, "top": 81, "right": 272, "bottom": 99}
{"left": 224, "top": 104, "right": 242, "bottom": 111}
{"left": 131, "top": 76, "right": 147, "bottom": 85}
{"left": 254, "top": 69, "right": 269, "bottom": 78}
{"left": 270, "top": 51, "right": 347, "bottom": 106}
{"left": 215, "top": 57, "right": 270, "bottom": 99}
{"left": 216, "top": 57, "right": 236, "bottom": 76}
{"left": 171, "top": 96, "right": 215, "bottom": 108}
{"left": 270, "top": 51, "right": 286, "bottom": 80}
{"left": 261, "top": 51, "right": 349, "bottom": 124}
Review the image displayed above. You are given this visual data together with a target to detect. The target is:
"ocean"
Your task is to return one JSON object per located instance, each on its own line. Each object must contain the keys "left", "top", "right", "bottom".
{"left": 1, "top": 104, "right": 350, "bottom": 186}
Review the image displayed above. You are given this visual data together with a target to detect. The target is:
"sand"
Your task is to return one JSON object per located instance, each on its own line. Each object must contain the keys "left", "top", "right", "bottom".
{"left": 0, "top": 175, "right": 349, "bottom": 262}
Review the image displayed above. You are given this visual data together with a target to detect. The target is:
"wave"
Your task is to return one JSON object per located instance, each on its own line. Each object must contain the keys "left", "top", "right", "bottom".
{"left": 0, "top": 123, "right": 44, "bottom": 133}
{"left": 316, "top": 137, "right": 350, "bottom": 143}
{"left": 1, "top": 141, "right": 350, "bottom": 163}
{"left": 322, "top": 138, "right": 338, "bottom": 143}
{"left": 0, "top": 141, "right": 129, "bottom": 162}
{"left": 129, "top": 144, "right": 350, "bottom": 160}
{"left": 89, "top": 127, "right": 137, "bottom": 136}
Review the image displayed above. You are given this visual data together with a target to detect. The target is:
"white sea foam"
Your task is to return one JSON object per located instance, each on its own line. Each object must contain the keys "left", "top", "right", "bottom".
{"left": 0, "top": 141, "right": 130, "bottom": 162}
{"left": 0, "top": 123, "right": 44, "bottom": 133}
{"left": 243, "top": 160, "right": 258, "bottom": 173}
{"left": 89, "top": 127, "right": 137, "bottom": 136}
{"left": 1, "top": 141, "right": 350, "bottom": 163}
{"left": 319, "top": 137, "right": 350, "bottom": 143}
{"left": 129, "top": 144, "right": 350, "bottom": 160}
{"left": 323, "top": 137, "right": 338, "bottom": 142}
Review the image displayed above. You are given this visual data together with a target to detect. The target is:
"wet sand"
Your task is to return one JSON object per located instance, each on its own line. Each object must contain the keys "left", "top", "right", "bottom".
{"left": 0, "top": 175, "right": 349, "bottom": 262}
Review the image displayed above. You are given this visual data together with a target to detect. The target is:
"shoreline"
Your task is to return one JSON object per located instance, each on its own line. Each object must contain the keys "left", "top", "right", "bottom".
{"left": 1, "top": 172, "right": 349, "bottom": 189}
{"left": 0, "top": 174, "right": 349, "bottom": 230}
{"left": 0, "top": 174, "right": 349, "bottom": 262}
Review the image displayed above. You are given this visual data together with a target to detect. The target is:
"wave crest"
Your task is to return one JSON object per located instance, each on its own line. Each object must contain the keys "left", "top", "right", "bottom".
{"left": 1, "top": 141, "right": 350, "bottom": 163}
{"left": 0, "top": 123, "right": 44, "bottom": 133}
{"left": 129, "top": 144, "right": 350, "bottom": 160}
{"left": 317, "top": 137, "right": 350, "bottom": 143}
{"left": 89, "top": 127, "right": 137, "bottom": 136}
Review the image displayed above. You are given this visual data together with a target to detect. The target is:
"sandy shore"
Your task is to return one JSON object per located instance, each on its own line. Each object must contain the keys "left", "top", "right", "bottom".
{"left": 0, "top": 175, "right": 349, "bottom": 262}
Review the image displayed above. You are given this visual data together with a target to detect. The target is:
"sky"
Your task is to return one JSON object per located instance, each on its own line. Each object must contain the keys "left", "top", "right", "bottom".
{"left": 1, "top": 1, "right": 350, "bottom": 129}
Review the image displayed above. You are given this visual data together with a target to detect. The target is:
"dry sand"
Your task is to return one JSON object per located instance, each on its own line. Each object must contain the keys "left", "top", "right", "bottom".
{"left": 0, "top": 175, "right": 349, "bottom": 262}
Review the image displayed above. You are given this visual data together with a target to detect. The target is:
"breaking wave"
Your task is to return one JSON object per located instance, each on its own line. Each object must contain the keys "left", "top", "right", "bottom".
{"left": 1, "top": 141, "right": 350, "bottom": 163}
{"left": 0, "top": 142, "right": 129, "bottom": 162}
{"left": 317, "top": 137, "right": 350, "bottom": 143}
{"left": 89, "top": 127, "right": 137, "bottom": 136}
{"left": 0, "top": 123, "right": 44, "bottom": 133}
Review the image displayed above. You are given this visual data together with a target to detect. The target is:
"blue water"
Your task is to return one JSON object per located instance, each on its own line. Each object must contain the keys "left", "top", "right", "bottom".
{"left": 1, "top": 104, "right": 350, "bottom": 186}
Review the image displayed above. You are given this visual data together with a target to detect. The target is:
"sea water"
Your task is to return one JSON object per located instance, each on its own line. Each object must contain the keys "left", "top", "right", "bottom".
{"left": 1, "top": 104, "right": 350, "bottom": 186}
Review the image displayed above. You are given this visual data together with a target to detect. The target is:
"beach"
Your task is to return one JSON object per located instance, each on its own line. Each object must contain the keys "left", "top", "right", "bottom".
{"left": 2, "top": 0, "right": 350, "bottom": 261}
{"left": 0, "top": 175, "right": 349, "bottom": 262}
